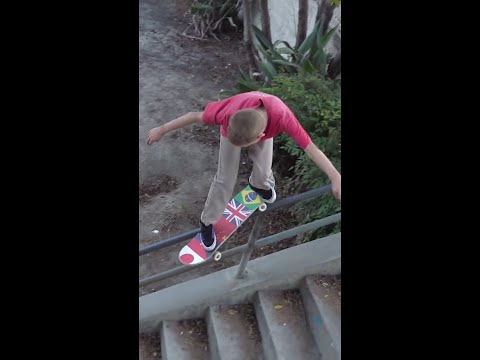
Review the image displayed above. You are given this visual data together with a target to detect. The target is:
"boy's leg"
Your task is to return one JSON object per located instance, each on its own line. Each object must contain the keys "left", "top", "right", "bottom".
{"left": 201, "top": 135, "right": 241, "bottom": 226}
{"left": 248, "top": 138, "right": 276, "bottom": 202}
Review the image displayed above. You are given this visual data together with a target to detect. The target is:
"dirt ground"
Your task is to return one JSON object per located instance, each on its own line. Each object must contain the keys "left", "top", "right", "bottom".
{"left": 139, "top": 0, "right": 340, "bottom": 357}
{"left": 139, "top": 0, "right": 305, "bottom": 296}
{"left": 139, "top": 0, "right": 248, "bottom": 294}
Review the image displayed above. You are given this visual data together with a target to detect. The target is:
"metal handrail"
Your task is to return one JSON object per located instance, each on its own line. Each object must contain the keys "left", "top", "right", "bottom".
{"left": 139, "top": 184, "right": 332, "bottom": 256}
{"left": 139, "top": 183, "right": 340, "bottom": 287}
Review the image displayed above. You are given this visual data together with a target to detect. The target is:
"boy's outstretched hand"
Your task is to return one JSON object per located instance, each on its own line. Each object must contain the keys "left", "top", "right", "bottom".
{"left": 331, "top": 174, "right": 341, "bottom": 201}
{"left": 146, "top": 126, "right": 164, "bottom": 145}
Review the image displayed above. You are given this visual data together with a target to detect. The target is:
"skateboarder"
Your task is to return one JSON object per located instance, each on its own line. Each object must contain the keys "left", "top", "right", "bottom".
{"left": 146, "top": 91, "right": 341, "bottom": 251}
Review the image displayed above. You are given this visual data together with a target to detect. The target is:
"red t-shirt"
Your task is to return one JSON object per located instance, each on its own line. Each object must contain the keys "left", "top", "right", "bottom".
{"left": 202, "top": 91, "right": 312, "bottom": 150}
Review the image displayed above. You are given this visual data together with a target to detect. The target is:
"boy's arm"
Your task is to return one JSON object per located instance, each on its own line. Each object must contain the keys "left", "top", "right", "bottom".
{"left": 304, "top": 142, "right": 341, "bottom": 201}
{"left": 146, "top": 111, "right": 204, "bottom": 145}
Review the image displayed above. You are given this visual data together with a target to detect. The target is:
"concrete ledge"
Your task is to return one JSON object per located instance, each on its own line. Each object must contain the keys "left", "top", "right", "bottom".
{"left": 140, "top": 232, "right": 341, "bottom": 333}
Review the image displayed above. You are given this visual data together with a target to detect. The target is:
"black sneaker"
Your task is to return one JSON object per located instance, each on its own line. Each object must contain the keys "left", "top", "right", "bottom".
{"left": 199, "top": 220, "right": 217, "bottom": 251}
{"left": 248, "top": 178, "right": 276, "bottom": 203}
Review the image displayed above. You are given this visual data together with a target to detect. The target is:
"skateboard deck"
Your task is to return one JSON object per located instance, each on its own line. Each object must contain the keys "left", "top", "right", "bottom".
{"left": 179, "top": 185, "right": 266, "bottom": 265}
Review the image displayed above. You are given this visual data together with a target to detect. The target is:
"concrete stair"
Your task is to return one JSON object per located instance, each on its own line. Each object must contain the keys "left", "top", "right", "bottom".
{"left": 301, "top": 276, "right": 341, "bottom": 360}
{"left": 207, "top": 304, "right": 263, "bottom": 360}
{"left": 254, "top": 289, "right": 321, "bottom": 360}
{"left": 161, "top": 319, "right": 210, "bottom": 359}
{"left": 158, "top": 276, "right": 340, "bottom": 359}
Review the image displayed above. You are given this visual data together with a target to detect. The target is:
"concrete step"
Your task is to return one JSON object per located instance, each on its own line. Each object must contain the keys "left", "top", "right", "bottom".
{"left": 301, "top": 275, "right": 341, "bottom": 360}
{"left": 139, "top": 333, "right": 161, "bottom": 360}
{"left": 254, "top": 289, "right": 321, "bottom": 360}
{"left": 207, "top": 304, "right": 264, "bottom": 360}
{"left": 161, "top": 319, "right": 209, "bottom": 360}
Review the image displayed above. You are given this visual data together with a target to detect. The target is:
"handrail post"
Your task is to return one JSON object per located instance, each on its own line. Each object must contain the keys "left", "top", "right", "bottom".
{"left": 235, "top": 214, "right": 264, "bottom": 279}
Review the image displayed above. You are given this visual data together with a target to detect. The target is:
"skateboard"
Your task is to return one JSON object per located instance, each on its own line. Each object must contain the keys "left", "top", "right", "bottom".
{"left": 178, "top": 185, "right": 267, "bottom": 265}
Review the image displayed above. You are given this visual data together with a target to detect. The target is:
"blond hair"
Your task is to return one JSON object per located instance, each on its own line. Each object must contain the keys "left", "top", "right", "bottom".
{"left": 227, "top": 109, "right": 265, "bottom": 146}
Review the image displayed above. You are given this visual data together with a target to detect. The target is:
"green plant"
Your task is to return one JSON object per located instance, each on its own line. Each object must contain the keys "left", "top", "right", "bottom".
{"left": 251, "top": 20, "right": 339, "bottom": 81}
{"left": 223, "top": 19, "right": 339, "bottom": 98}
{"left": 262, "top": 73, "right": 341, "bottom": 239}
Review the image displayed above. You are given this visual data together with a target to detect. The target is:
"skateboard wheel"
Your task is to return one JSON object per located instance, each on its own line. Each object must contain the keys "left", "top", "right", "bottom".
{"left": 259, "top": 203, "right": 267, "bottom": 212}
{"left": 214, "top": 251, "right": 222, "bottom": 261}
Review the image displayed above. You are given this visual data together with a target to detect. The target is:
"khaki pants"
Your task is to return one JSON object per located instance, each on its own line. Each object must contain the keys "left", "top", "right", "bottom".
{"left": 201, "top": 135, "right": 275, "bottom": 225}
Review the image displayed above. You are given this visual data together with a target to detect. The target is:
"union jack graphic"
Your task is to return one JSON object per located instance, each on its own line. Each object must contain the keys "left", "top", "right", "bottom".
{"left": 223, "top": 198, "right": 252, "bottom": 227}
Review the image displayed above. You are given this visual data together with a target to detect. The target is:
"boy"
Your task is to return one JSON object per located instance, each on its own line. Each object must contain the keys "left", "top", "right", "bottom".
{"left": 146, "top": 91, "right": 341, "bottom": 251}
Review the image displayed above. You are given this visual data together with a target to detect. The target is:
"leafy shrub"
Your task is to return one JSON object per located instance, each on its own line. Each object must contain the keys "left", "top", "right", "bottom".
{"left": 263, "top": 73, "right": 341, "bottom": 239}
